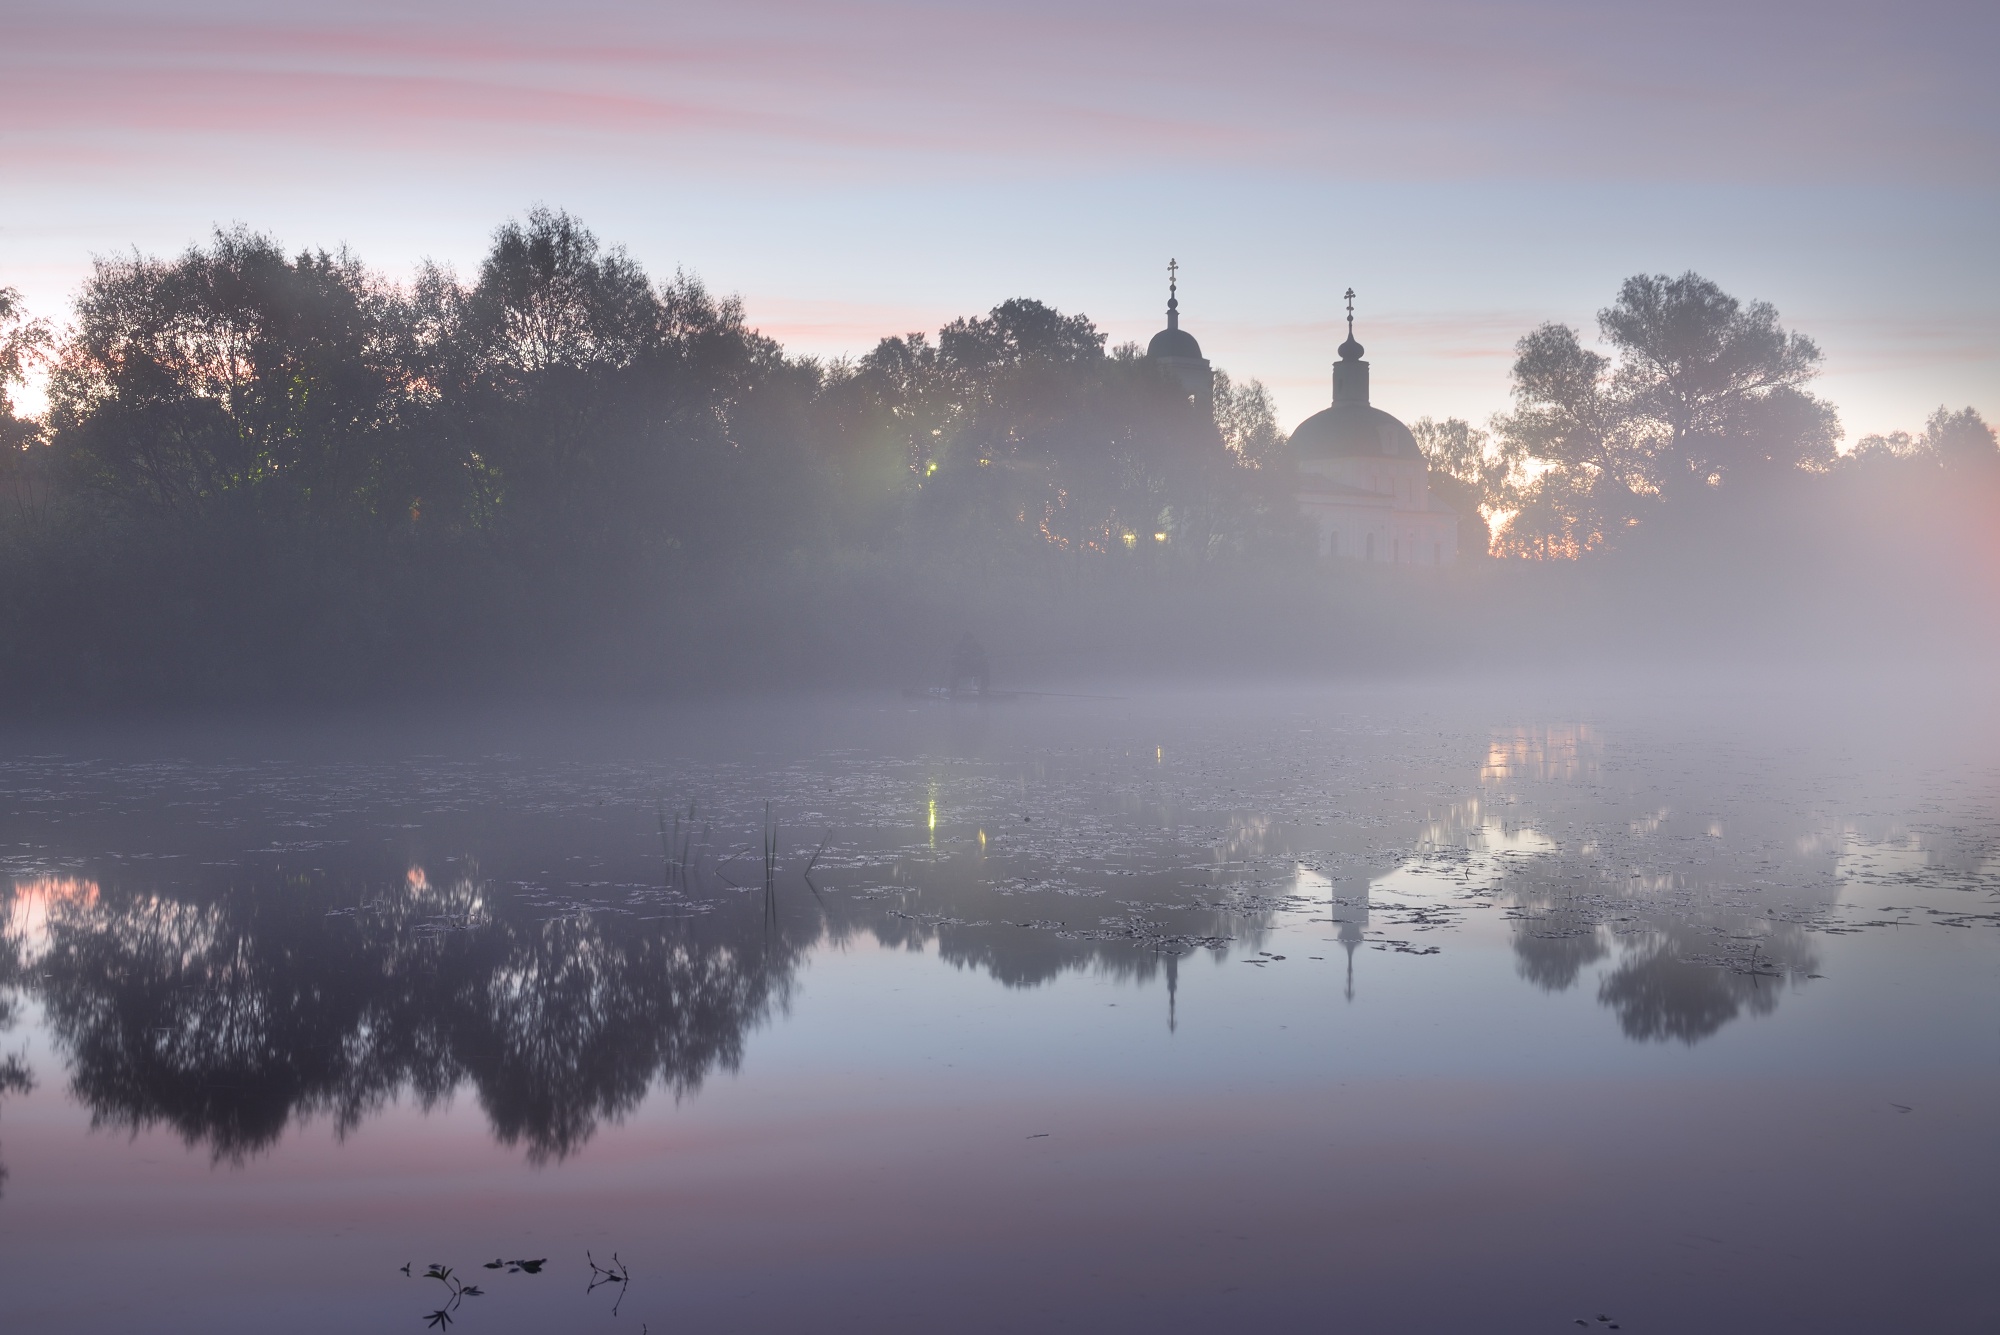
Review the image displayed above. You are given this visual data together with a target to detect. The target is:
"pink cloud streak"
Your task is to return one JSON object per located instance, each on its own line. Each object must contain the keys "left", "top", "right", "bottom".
{"left": 5, "top": 1, "right": 1988, "bottom": 181}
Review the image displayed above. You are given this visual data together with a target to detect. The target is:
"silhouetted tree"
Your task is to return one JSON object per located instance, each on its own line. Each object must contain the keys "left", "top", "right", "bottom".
{"left": 0, "top": 286, "right": 53, "bottom": 525}
{"left": 49, "top": 229, "right": 412, "bottom": 521}
{"left": 1412, "top": 416, "right": 1506, "bottom": 558}
{"left": 1600, "top": 271, "right": 1832, "bottom": 490}
{"left": 1488, "top": 272, "right": 1843, "bottom": 555}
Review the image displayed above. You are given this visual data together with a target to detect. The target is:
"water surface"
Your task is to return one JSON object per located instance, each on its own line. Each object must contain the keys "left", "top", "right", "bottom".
{"left": 1, "top": 679, "right": 1993, "bottom": 1332}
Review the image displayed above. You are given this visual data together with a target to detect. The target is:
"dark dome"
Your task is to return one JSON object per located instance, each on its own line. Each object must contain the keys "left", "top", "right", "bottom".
{"left": 1147, "top": 326, "right": 1204, "bottom": 360}
{"left": 1290, "top": 402, "right": 1421, "bottom": 460}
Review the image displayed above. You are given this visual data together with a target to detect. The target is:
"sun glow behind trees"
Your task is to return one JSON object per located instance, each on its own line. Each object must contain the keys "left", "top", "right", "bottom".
{"left": 1411, "top": 273, "right": 1992, "bottom": 559}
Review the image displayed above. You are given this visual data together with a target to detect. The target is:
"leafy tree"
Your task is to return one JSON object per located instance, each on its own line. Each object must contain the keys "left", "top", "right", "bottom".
{"left": 1213, "top": 369, "right": 1285, "bottom": 470}
{"left": 1925, "top": 406, "right": 1999, "bottom": 470}
{"left": 936, "top": 297, "right": 1105, "bottom": 376}
{"left": 1488, "top": 321, "right": 1648, "bottom": 555}
{"left": 1412, "top": 416, "right": 1507, "bottom": 557}
{"left": 0, "top": 286, "right": 49, "bottom": 430}
{"left": 1600, "top": 271, "right": 1832, "bottom": 489}
{"left": 48, "top": 229, "right": 410, "bottom": 521}
{"left": 1489, "top": 273, "right": 1844, "bottom": 555}
{"left": 0, "top": 286, "right": 54, "bottom": 524}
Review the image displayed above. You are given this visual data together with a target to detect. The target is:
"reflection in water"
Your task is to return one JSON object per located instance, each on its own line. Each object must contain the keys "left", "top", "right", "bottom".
{"left": 0, "top": 910, "right": 31, "bottom": 1200}
{"left": 1410, "top": 764, "right": 1834, "bottom": 1044}
{"left": 1596, "top": 925, "right": 1794, "bottom": 1043}
{"left": 11, "top": 870, "right": 810, "bottom": 1163}
{"left": 0, "top": 703, "right": 1988, "bottom": 1185}
{"left": 0, "top": 879, "right": 67, "bottom": 1196}
{"left": 1481, "top": 724, "right": 1603, "bottom": 783}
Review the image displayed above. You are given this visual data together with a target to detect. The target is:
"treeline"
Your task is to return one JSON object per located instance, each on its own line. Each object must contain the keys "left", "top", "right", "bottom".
{"left": 1413, "top": 271, "right": 1999, "bottom": 559}
{"left": 0, "top": 211, "right": 1301, "bottom": 703}
{"left": 0, "top": 214, "right": 1994, "bottom": 704}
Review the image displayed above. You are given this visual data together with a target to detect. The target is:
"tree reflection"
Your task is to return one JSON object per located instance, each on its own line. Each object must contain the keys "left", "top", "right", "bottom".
{"left": 0, "top": 912, "right": 31, "bottom": 1198}
{"left": 1595, "top": 923, "right": 1805, "bottom": 1044}
{"left": 1409, "top": 784, "right": 1827, "bottom": 1045}
{"left": 1503, "top": 870, "right": 1818, "bottom": 1044}
{"left": 1510, "top": 912, "right": 1608, "bottom": 992}
{"left": 26, "top": 872, "right": 808, "bottom": 1163}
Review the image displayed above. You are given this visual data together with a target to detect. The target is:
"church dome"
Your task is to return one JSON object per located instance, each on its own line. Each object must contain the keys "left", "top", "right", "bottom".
{"left": 1290, "top": 401, "right": 1421, "bottom": 460}
{"left": 1143, "top": 260, "right": 1215, "bottom": 406}
{"left": 1147, "top": 325, "right": 1204, "bottom": 360}
{"left": 1146, "top": 259, "right": 1207, "bottom": 362}
{"left": 1292, "top": 294, "right": 1419, "bottom": 459}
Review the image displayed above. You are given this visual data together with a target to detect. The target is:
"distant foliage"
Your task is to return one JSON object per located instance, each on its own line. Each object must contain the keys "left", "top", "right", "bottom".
{"left": 0, "top": 231, "right": 1993, "bottom": 700}
{"left": 0, "top": 213, "right": 1302, "bottom": 702}
{"left": 1468, "top": 271, "right": 1959, "bottom": 558}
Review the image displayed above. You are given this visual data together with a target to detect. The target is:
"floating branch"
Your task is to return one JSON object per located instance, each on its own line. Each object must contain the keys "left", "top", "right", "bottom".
{"left": 586, "top": 1251, "right": 631, "bottom": 1316}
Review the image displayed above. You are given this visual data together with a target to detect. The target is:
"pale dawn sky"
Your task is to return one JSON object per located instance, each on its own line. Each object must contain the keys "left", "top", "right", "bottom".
{"left": 3, "top": 0, "right": 1993, "bottom": 437}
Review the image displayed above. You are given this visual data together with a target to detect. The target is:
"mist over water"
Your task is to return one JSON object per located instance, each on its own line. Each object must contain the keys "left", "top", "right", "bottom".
{"left": 0, "top": 673, "right": 1993, "bottom": 1332}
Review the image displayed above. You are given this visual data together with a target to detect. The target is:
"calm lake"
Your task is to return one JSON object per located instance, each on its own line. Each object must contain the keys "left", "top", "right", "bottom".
{"left": 1, "top": 677, "right": 1994, "bottom": 1332}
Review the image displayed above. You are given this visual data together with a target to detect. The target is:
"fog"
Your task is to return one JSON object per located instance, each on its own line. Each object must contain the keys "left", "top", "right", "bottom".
{"left": 0, "top": 211, "right": 1992, "bottom": 711}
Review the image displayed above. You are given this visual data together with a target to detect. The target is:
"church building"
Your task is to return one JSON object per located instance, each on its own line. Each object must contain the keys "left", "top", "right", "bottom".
{"left": 1147, "top": 274, "right": 1458, "bottom": 565}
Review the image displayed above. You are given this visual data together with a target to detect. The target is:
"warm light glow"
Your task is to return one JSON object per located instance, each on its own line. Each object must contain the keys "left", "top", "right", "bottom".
{"left": 7, "top": 874, "right": 101, "bottom": 953}
{"left": 1481, "top": 725, "right": 1602, "bottom": 782}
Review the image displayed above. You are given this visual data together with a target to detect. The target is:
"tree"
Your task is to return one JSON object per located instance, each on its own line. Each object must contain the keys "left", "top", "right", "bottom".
{"left": 1489, "top": 322, "right": 1651, "bottom": 555}
{"left": 48, "top": 229, "right": 409, "bottom": 520}
{"left": 1412, "top": 416, "right": 1509, "bottom": 558}
{"left": 1600, "top": 271, "right": 1832, "bottom": 489}
{"left": 1213, "top": 370, "right": 1285, "bottom": 470}
{"left": 936, "top": 297, "right": 1105, "bottom": 377}
{"left": 1925, "top": 406, "right": 1998, "bottom": 471}
{"left": 0, "top": 286, "right": 54, "bottom": 523}
{"left": 1489, "top": 273, "right": 1842, "bottom": 556}
{"left": 0, "top": 286, "right": 50, "bottom": 429}
{"left": 1849, "top": 406, "right": 1996, "bottom": 472}
{"left": 452, "top": 208, "right": 662, "bottom": 537}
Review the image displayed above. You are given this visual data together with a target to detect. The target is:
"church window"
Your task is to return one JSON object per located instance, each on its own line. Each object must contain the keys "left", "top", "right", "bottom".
{"left": 1365, "top": 534, "right": 1375, "bottom": 561}
{"left": 1433, "top": 541, "right": 1441, "bottom": 565}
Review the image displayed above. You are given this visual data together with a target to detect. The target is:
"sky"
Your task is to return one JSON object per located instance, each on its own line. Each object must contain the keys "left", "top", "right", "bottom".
{"left": 3, "top": 0, "right": 1994, "bottom": 438}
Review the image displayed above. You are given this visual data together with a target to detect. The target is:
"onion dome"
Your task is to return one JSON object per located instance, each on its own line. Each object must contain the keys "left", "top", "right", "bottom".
{"left": 1145, "top": 258, "right": 1214, "bottom": 406}
{"left": 1289, "top": 290, "right": 1421, "bottom": 460}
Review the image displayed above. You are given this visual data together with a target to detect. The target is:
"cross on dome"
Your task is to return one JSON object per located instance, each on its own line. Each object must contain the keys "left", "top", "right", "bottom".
{"left": 1338, "top": 286, "right": 1365, "bottom": 361}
